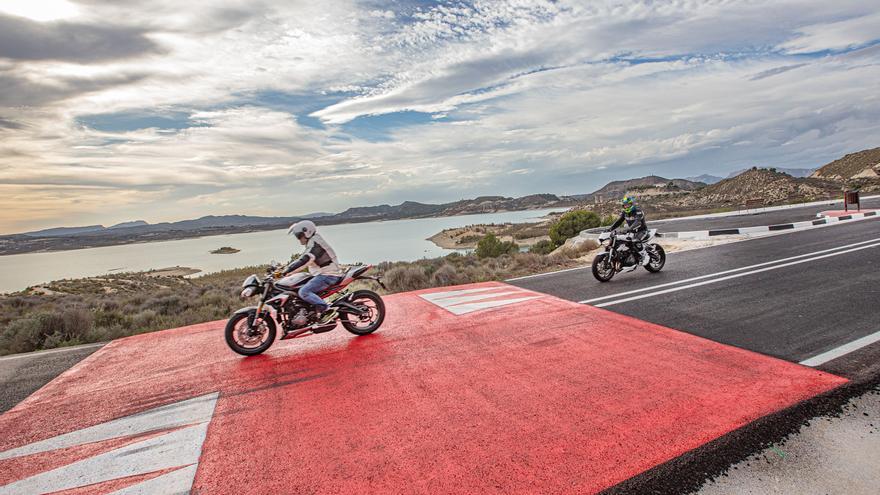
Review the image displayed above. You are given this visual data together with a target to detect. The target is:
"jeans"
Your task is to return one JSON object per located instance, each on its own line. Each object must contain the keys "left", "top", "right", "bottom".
{"left": 298, "top": 274, "right": 342, "bottom": 312}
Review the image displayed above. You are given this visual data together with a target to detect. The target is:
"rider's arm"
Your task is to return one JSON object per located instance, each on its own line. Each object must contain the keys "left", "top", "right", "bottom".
{"left": 608, "top": 212, "right": 625, "bottom": 231}
{"left": 281, "top": 250, "right": 316, "bottom": 275}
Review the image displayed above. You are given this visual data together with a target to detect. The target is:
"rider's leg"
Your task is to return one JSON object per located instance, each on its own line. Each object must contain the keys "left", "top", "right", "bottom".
{"left": 298, "top": 275, "right": 341, "bottom": 315}
{"left": 636, "top": 231, "right": 649, "bottom": 265}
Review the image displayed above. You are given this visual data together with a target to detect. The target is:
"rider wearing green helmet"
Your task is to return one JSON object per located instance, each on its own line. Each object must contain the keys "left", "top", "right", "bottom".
{"left": 607, "top": 195, "right": 650, "bottom": 265}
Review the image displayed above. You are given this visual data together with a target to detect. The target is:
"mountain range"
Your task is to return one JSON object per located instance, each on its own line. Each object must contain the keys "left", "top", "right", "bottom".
{"left": 3, "top": 146, "right": 876, "bottom": 255}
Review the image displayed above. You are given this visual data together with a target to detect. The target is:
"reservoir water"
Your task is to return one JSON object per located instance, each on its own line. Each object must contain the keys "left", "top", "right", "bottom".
{"left": 0, "top": 208, "right": 561, "bottom": 293}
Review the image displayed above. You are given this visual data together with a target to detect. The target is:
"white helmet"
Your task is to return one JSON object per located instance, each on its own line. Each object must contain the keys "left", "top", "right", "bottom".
{"left": 287, "top": 220, "right": 316, "bottom": 241}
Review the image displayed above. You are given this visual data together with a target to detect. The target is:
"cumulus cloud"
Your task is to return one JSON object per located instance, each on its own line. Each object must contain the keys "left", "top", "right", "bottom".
{"left": 0, "top": 0, "right": 879, "bottom": 232}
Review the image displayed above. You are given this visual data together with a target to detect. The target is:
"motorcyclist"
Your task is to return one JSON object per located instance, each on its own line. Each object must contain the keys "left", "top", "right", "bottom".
{"left": 606, "top": 195, "right": 650, "bottom": 266}
{"left": 276, "top": 220, "right": 344, "bottom": 323}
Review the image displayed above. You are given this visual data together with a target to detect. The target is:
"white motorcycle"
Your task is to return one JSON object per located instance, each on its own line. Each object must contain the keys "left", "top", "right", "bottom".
{"left": 592, "top": 229, "right": 666, "bottom": 282}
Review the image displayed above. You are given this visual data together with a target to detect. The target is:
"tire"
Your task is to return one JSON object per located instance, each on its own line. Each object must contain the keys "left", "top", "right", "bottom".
{"left": 644, "top": 244, "right": 666, "bottom": 273}
{"left": 225, "top": 311, "right": 276, "bottom": 356}
{"left": 340, "top": 290, "right": 386, "bottom": 335}
{"left": 591, "top": 253, "right": 615, "bottom": 282}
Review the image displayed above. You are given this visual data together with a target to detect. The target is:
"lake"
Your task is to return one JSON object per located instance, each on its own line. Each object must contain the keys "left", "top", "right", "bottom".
{"left": 0, "top": 208, "right": 562, "bottom": 293}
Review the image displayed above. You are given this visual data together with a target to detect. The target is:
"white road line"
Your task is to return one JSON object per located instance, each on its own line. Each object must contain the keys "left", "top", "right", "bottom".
{"left": 800, "top": 330, "right": 880, "bottom": 367}
{"left": 592, "top": 242, "right": 880, "bottom": 308}
{"left": 0, "top": 342, "right": 106, "bottom": 362}
{"left": 579, "top": 237, "right": 880, "bottom": 304}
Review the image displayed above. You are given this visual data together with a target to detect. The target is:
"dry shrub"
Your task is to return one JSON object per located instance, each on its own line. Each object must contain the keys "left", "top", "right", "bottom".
{"left": 384, "top": 265, "right": 430, "bottom": 292}
{"left": 430, "top": 264, "right": 464, "bottom": 287}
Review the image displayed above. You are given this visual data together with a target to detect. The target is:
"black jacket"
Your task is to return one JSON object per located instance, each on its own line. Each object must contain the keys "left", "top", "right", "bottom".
{"left": 609, "top": 206, "right": 647, "bottom": 232}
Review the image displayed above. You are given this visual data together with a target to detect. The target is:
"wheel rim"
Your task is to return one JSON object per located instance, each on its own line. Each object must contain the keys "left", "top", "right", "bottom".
{"left": 348, "top": 298, "right": 380, "bottom": 330}
{"left": 233, "top": 317, "right": 270, "bottom": 349}
{"left": 649, "top": 249, "right": 664, "bottom": 269}
{"left": 596, "top": 258, "right": 614, "bottom": 279}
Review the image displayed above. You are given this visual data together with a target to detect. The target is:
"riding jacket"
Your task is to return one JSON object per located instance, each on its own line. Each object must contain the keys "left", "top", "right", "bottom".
{"left": 609, "top": 206, "right": 648, "bottom": 233}
{"left": 282, "top": 233, "right": 344, "bottom": 277}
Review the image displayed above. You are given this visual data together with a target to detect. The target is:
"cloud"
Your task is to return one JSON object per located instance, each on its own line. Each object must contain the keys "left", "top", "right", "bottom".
{"left": 1, "top": 1, "right": 879, "bottom": 232}
{"left": 778, "top": 12, "right": 880, "bottom": 54}
{"left": 0, "top": 14, "right": 162, "bottom": 62}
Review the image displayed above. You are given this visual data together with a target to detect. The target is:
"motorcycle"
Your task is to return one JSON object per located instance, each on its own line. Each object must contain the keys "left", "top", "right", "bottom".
{"left": 591, "top": 229, "right": 666, "bottom": 282}
{"left": 225, "top": 263, "right": 386, "bottom": 355}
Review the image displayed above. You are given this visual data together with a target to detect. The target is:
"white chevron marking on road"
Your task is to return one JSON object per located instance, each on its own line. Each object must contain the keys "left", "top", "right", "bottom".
{"left": 420, "top": 287, "right": 542, "bottom": 315}
{"left": 0, "top": 393, "right": 218, "bottom": 495}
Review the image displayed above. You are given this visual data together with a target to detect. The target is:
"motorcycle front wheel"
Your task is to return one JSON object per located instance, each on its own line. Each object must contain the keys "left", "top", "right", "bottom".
{"left": 225, "top": 312, "right": 276, "bottom": 356}
{"left": 591, "top": 253, "right": 615, "bottom": 282}
{"left": 644, "top": 244, "right": 666, "bottom": 273}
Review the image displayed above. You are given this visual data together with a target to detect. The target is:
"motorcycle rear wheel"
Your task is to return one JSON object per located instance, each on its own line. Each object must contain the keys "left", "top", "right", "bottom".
{"left": 644, "top": 244, "right": 666, "bottom": 273}
{"left": 591, "top": 254, "right": 615, "bottom": 282}
{"left": 225, "top": 312, "right": 276, "bottom": 356}
{"left": 340, "top": 290, "right": 386, "bottom": 335}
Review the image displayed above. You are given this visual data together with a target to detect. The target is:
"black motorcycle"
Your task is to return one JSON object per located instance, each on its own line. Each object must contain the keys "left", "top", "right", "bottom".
{"left": 225, "top": 264, "right": 386, "bottom": 355}
{"left": 591, "top": 229, "right": 666, "bottom": 282}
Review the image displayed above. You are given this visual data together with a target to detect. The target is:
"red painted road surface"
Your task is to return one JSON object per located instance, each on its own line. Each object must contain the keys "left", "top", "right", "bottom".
{"left": 0, "top": 282, "right": 847, "bottom": 494}
{"left": 818, "top": 209, "right": 877, "bottom": 217}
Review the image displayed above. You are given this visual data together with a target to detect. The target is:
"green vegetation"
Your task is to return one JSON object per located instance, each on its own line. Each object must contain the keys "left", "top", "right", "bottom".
{"left": 528, "top": 239, "right": 555, "bottom": 255}
{"left": 600, "top": 214, "right": 618, "bottom": 227}
{"left": 475, "top": 233, "right": 519, "bottom": 258}
{"left": 210, "top": 246, "right": 240, "bottom": 254}
{"left": 549, "top": 210, "right": 600, "bottom": 247}
{"left": 0, "top": 244, "right": 600, "bottom": 356}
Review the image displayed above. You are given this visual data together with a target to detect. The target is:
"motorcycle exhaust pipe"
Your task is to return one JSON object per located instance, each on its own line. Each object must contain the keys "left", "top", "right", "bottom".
{"left": 280, "top": 328, "right": 313, "bottom": 340}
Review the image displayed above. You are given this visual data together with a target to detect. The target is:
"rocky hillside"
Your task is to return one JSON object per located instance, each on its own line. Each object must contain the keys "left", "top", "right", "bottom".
{"left": 585, "top": 175, "right": 705, "bottom": 202}
{"left": 680, "top": 168, "right": 841, "bottom": 207}
{"left": 329, "top": 194, "right": 576, "bottom": 221}
{"left": 811, "top": 147, "right": 880, "bottom": 182}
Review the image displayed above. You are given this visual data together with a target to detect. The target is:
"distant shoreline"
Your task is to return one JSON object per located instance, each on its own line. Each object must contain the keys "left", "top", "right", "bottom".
{"left": 0, "top": 206, "right": 566, "bottom": 257}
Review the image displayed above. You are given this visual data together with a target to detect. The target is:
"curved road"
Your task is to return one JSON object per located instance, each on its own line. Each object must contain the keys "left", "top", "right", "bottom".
{"left": 511, "top": 216, "right": 880, "bottom": 377}
{"left": 652, "top": 196, "right": 880, "bottom": 232}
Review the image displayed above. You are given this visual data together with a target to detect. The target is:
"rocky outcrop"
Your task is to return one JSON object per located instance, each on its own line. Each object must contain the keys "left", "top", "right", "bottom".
{"left": 677, "top": 169, "right": 841, "bottom": 206}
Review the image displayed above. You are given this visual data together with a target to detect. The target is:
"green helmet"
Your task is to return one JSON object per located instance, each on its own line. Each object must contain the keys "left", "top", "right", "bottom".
{"left": 621, "top": 195, "right": 635, "bottom": 213}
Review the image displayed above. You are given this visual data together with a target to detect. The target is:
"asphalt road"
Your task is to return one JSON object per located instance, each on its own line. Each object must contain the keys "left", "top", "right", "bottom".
{"left": 511, "top": 217, "right": 880, "bottom": 372}
{"left": 652, "top": 196, "right": 880, "bottom": 232}
{"left": 0, "top": 344, "right": 103, "bottom": 413}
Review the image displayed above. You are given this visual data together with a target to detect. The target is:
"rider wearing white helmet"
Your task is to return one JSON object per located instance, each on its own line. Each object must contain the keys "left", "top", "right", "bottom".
{"left": 279, "top": 220, "right": 344, "bottom": 322}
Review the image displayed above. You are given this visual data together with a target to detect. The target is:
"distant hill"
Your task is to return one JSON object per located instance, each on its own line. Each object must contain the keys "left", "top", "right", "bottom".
{"left": 8, "top": 194, "right": 576, "bottom": 241}
{"left": 810, "top": 147, "right": 880, "bottom": 182}
{"left": 682, "top": 168, "right": 841, "bottom": 207}
{"left": 685, "top": 174, "right": 723, "bottom": 184}
{"left": 23, "top": 225, "right": 105, "bottom": 237}
{"left": 727, "top": 167, "right": 815, "bottom": 178}
{"left": 328, "top": 194, "right": 575, "bottom": 222}
{"left": 586, "top": 175, "right": 705, "bottom": 202}
{"left": 108, "top": 220, "right": 149, "bottom": 230}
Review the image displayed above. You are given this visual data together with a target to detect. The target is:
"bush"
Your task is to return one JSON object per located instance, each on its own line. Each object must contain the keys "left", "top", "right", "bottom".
{"left": 529, "top": 239, "right": 555, "bottom": 255}
{"left": 475, "top": 234, "right": 519, "bottom": 259}
{"left": 600, "top": 214, "right": 618, "bottom": 227}
{"left": 430, "top": 264, "right": 464, "bottom": 287}
{"left": 383, "top": 265, "right": 430, "bottom": 292}
{"left": 549, "top": 210, "right": 600, "bottom": 246}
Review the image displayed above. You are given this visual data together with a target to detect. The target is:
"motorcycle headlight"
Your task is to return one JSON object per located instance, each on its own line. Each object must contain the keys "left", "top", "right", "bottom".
{"left": 240, "top": 286, "right": 257, "bottom": 298}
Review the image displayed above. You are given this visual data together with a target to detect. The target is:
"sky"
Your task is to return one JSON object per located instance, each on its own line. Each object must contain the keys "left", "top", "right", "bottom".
{"left": 0, "top": 0, "right": 878, "bottom": 233}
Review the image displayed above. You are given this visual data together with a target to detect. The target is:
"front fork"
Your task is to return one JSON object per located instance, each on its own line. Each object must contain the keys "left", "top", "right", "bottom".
{"left": 249, "top": 285, "right": 272, "bottom": 327}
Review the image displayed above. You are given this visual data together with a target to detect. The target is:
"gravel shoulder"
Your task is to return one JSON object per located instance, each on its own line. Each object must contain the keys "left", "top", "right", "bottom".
{"left": 694, "top": 387, "right": 880, "bottom": 495}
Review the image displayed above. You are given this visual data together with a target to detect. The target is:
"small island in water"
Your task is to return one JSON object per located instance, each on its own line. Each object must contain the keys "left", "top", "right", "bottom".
{"left": 210, "top": 246, "right": 240, "bottom": 254}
